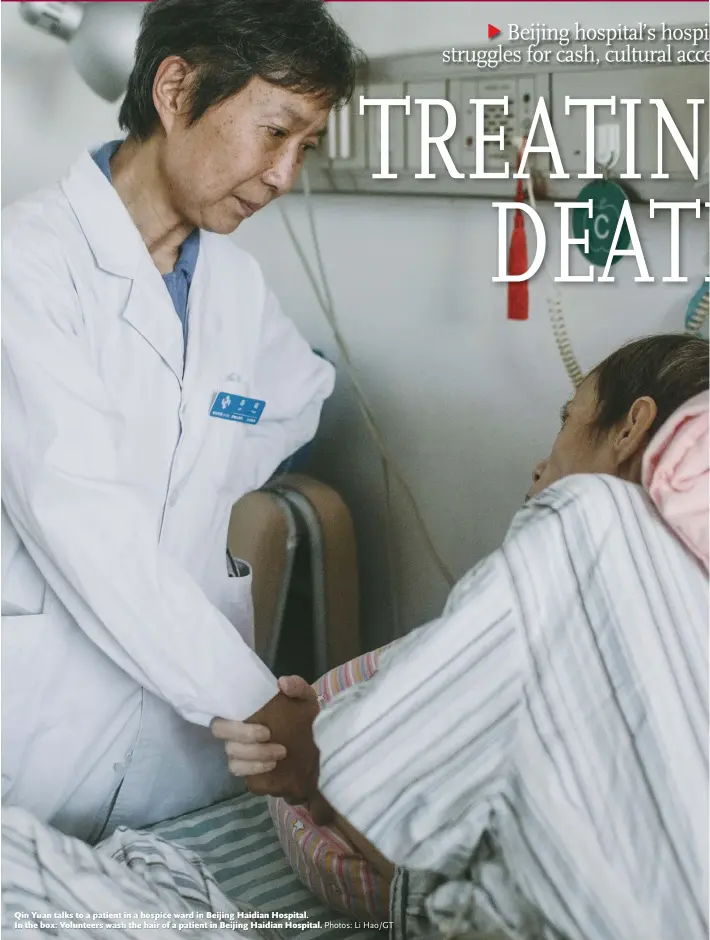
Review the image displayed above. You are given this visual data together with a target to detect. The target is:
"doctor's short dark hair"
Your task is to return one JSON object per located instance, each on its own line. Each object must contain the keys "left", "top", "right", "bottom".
{"left": 118, "top": 0, "right": 363, "bottom": 140}
{"left": 589, "top": 333, "right": 709, "bottom": 439}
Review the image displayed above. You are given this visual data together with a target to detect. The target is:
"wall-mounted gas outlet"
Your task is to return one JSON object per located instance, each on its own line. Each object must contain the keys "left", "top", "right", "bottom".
{"left": 476, "top": 77, "right": 517, "bottom": 170}
{"left": 296, "top": 29, "right": 705, "bottom": 200}
{"left": 450, "top": 75, "right": 550, "bottom": 174}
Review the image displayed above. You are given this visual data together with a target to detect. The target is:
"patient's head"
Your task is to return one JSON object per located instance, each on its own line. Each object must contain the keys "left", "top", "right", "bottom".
{"left": 527, "top": 334, "right": 709, "bottom": 500}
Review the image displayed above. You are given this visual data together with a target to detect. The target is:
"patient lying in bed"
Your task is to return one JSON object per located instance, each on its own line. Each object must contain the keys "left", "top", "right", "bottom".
{"left": 259, "top": 334, "right": 709, "bottom": 939}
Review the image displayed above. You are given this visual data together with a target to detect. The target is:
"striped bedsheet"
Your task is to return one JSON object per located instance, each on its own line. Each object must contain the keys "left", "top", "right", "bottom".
{"left": 148, "top": 792, "right": 379, "bottom": 940}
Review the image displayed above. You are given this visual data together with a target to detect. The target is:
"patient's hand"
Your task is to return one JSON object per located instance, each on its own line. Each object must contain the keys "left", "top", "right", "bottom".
{"left": 213, "top": 676, "right": 320, "bottom": 803}
{"left": 246, "top": 678, "right": 320, "bottom": 802}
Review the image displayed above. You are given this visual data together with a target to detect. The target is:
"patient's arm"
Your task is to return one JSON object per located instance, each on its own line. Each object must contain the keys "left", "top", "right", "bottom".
{"left": 310, "top": 793, "right": 395, "bottom": 882}
{"left": 237, "top": 670, "right": 397, "bottom": 883}
{"left": 333, "top": 810, "right": 396, "bottom": 882}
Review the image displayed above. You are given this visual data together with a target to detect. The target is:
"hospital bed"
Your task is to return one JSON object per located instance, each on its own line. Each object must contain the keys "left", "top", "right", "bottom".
{"left": 148, "top": 793, "right": 378, "bottom": 940}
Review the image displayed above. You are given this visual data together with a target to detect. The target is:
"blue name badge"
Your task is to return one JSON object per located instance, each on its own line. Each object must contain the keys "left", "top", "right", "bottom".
{"left": 210, "top": 391, "right": 266, "bottom": 425}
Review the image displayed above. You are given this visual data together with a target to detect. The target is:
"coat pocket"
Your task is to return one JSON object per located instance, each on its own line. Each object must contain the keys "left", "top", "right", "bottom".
{"left": 220, "top": 556, "right": 255, "bottom": 649}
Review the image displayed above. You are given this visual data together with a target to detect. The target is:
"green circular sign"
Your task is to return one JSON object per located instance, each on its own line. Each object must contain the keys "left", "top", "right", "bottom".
{"left": 572, "top": 180, "right": 630, "bottom": 268}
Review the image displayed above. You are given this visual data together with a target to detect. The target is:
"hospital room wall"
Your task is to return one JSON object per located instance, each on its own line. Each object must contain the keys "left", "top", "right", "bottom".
{"left": 1, "top": 2, "right": 707, "bottom": 652}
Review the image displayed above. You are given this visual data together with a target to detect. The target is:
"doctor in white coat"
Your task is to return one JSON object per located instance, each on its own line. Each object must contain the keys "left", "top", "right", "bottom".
{"left": 1, "top": 0, "right": 361, "bottom": 843}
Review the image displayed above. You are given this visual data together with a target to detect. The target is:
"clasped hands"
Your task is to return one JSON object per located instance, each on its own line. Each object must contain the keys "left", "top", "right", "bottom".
{"left": 211, "top": 675, "right": 334, "bottom": 825}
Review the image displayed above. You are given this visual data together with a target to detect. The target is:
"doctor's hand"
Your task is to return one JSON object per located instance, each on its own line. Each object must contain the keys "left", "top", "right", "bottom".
{"left": 210, "top": 675, "right": 317, "bottom": 778}
{"left": 210, "top": 715, "right": 288, "bottom": 777}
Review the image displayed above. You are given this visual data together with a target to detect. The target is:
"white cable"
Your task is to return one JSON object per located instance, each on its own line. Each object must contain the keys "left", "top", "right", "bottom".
{"left": 547, "top": 293, "right": 585, "bottom": 388}
{"left": 300, "top": 169, "right": 454, "bottom": 585}
{"left": 278, "top": 171, "right": 456, "bottom": 605}
{"left": 685, "top": 291, "right": 709, "bottom": 336}
{"left": 519, "top": 160, "right": 584, "bottom": 388}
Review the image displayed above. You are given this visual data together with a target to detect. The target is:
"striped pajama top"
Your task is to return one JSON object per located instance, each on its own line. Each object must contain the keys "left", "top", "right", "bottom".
{"left": 314, "top": 474, "right": 708, "bottom": 940}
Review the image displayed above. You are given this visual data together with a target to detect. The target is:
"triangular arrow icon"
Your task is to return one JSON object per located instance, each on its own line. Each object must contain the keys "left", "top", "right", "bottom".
{"left": 488, "top": 24, "right": 501, "bottom": 39}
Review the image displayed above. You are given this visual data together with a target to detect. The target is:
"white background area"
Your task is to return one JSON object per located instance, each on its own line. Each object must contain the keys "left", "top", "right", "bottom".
{"left": 2, "top": 2, "right": 708, "bottom": 648}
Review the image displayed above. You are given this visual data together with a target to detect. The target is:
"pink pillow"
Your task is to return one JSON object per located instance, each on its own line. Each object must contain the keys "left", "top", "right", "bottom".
{"left": 268, "top": 646, "right": 393, "bottom": 921}
{"left": 642, "top": 390, "right": 709, "bottom": 569}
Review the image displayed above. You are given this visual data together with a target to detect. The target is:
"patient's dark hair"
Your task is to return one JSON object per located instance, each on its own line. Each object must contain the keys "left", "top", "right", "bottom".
{"left": 590, "top": 334, "right": 709, "bottom": 438}
{"left": 119, "top": 0, "right": 363, "bottom": 140}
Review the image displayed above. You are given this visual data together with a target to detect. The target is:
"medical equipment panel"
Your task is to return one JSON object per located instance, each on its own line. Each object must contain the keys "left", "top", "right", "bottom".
{"left": 296, "top": 25, "right": 708, "bottom": 202}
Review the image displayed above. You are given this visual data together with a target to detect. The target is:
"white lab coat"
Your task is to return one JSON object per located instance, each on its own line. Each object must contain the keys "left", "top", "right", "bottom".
{"left": 1, "top": 151, "right": 335, "bottom": 843}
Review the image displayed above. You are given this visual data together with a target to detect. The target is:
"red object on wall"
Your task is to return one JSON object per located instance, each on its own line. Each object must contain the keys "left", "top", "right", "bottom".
{"left": 507, "top": 144, "right": 529, "bottom": 321}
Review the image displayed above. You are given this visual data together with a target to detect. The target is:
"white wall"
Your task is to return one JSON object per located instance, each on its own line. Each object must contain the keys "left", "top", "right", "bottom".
{"left": 328, "top": 1, "right": 707, "bottom": 56}
{"left": 236, "top": 197, "right": 706, "bottom": 647}
{"left": 2, "top": 2, "right": 707, "bottom": 650}
{"left": 1, "top": 7, "right": 120, "bottom": 202}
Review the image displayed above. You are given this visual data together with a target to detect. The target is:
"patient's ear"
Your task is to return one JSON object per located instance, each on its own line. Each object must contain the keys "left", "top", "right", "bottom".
{"left": 613, "top": 396, "right": 657, "bottom": 466}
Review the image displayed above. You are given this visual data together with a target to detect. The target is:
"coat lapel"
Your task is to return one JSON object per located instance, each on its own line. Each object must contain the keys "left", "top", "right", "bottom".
{"left": 120, "top": 258, "right": 185, "bottom": 384}
{"left": 61, "top": 150, "right": 185, "bottom": 384}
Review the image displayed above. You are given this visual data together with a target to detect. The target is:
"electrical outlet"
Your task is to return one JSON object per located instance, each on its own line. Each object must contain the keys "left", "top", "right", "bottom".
{"left": 476, "top": 78, "right": 517, "bottom": 171}
{"left": 515, "top": 77, "right": 536, "bottom": 140}
{"left": 366, "top": 82, "right": 407, "bottom": 175}
{"left": 451, "top": 75, "right": 546, "bottom": 174}
{"left": 405, "top": 81, "right": 450, "bottom": 174}
{"left": 453, "top": 79, "right": 479, "bottom": 170}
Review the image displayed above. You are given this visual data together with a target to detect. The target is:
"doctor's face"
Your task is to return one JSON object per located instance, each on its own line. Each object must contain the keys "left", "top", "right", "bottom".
{"left": 158, "top": 75, "right": 329, "bottom": 234}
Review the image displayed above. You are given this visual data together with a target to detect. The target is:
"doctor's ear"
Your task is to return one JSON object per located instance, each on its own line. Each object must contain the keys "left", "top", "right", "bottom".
{"left": 152, "top": 56, "right": 196, "bottom": 133}
{"left": 612, "top": 395, "right": 657, "bottom": 464}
